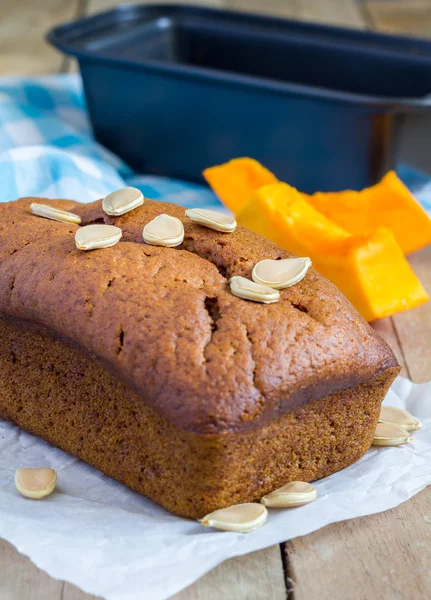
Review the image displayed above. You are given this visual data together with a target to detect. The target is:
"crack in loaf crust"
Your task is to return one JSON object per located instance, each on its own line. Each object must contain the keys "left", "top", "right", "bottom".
{"left": 0, "top": 198, "right": 399, "bottom": 436}
{"left": 0, "top": 317, "right": 399, "bottom": 518}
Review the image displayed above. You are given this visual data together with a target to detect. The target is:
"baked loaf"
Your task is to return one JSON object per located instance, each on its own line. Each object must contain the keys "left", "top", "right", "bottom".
{"left": 0, "top": 197, "right": 399, "bottom": 518}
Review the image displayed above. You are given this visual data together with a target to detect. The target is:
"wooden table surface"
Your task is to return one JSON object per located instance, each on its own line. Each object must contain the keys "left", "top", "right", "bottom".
{"left": 1, "top": 0, "right": 430, "bottom": 598}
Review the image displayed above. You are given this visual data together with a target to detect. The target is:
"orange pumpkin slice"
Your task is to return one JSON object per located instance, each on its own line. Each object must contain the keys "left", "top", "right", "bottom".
{"left": 237, "top": 183, "right": 429, "bottom": 321}
{"left": 203, "top": 157, "right": 278, "bottom": 214}
{"left": 306, "top": 171, "right": 431, "bottom": 255}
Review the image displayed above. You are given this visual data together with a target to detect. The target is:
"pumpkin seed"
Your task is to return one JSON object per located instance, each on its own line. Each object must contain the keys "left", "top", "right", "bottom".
{"left": 143, "top": 214, "right": 184, "bottom": 247}
{"left": 75, "top": 224, "right": 122, "bottom": 251}
{"left": 372, "top": 422, "right": 414, "bottom": 446}
{"left": 261, "top": 481, "right": 317, "bottom": 508}
{"left": 252, "top": 257, "right": 311, "bottom": 289}
{"left": 102, "top": 186, "right": 144, "bottom": 216}
{"left": 379, "top": 406, "right": 421, "bottom": 432}
{"left": 200, "top": 503, "right": 267, "bottom": 533}
{"left": 185, "top": 208, "right": 237, "bottom": 232}
{"left": 31, "top": 203, "right": 81, "bottom": 225}
{"left": 230, "top": 276, "right": 280, "bottom": 304}
{"left": 15, "top": 468, "right": 57, "bottom": 500}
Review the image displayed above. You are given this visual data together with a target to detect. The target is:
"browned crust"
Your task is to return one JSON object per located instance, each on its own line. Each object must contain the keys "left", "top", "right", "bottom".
{"left": 0, "top": 317, "right": 399, "bottom": 518}
{"left": 0, "top": 197, "right": 399, "bottom": 434}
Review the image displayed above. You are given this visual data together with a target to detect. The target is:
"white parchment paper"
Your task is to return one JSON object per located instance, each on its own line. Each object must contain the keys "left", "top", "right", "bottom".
{"left": 0, "top": 377, "right": 430, "bottom": 600}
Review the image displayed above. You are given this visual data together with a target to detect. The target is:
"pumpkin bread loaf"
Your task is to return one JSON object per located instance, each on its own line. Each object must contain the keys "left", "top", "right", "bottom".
{"left": 0, "top": 197, "right": 399, "bottom": 518}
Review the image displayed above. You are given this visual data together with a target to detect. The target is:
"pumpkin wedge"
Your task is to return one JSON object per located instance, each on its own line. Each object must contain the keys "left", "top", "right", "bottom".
{"left": 203, "top": 158, "right": 278, "bottom": 214}
{"left": 237, "top": 183, "right": 429, "bottom": 321}
{"left": 306, "top": 171, "right": 431, "bottom": 255}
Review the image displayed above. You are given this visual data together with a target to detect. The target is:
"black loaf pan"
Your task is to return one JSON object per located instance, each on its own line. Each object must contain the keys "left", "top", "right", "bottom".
{"left": 48, "top": 4, "right": 431, "bottom": 192}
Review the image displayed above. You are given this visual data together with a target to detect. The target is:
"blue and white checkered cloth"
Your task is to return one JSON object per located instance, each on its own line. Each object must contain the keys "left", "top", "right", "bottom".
{"left": 0, "top": 75, "right": 222, "bottom": 209}
{"left": 0, "top": 74, "right": 430, "bottom": 215}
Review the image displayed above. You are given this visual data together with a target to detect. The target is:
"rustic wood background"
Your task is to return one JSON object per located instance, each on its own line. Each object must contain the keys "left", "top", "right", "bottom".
{"left": 0, "top": 0, "right": 430, "bottom": 598}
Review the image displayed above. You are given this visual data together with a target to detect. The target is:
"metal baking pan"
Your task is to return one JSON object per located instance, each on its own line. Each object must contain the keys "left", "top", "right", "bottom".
{"left": 48, "top": 4, "right": 431, "bottom": 192}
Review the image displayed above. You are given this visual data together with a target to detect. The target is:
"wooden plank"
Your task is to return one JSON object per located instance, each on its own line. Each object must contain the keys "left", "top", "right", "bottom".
{"left": 286, "top": 486, "right": 431, "bottom": 600}
{"left": 228, "top": 0, "right": 366, "bottom": 26}
{"left": 0, "top": 0, "right": 81, "bottom": 75}
{"left": 371, "top": 317, "right": 408, "bottom": 376}
{"left": 0, "top": 540, "right": 63, "bottom": 600}
{"left": 391, "top": 246, "right": 431, "bottom": 383}
{"left": 226, "top": 0, "right": 299, "bottom": 18}
{"left": 63, "top": 582, "right": 98, "bottom": 600}
{"left": 365, "top": 0, "right": 431, "bottom": 37}
{"left": 0, "top": 540, "right": 98, "bottom": 600}
{"left": 87, "top": 0, "right": 227, "bottom": 15}
{"left": 89, "top": 0, "right": 365, "bottom": 28}
{"left": 291, "top": 0, "right": 366, "bottom": 28}
{"left": 285, "top": 243, "right": 431, "bottom": 599}
{"left": 172, "top": 546, "right": 286, "bottom": 600}
{"left": 0, "top": 538, "right": 286, "bottom": 600}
